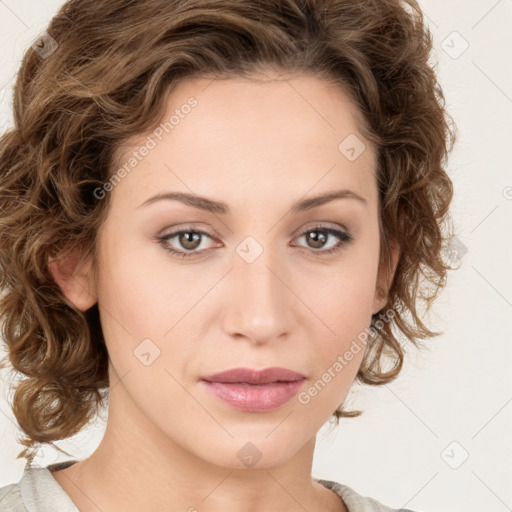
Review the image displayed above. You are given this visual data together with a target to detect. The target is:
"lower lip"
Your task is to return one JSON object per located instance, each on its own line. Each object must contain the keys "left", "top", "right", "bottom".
{"left": 201, "top": 379, "right": 305, "bottom": 412}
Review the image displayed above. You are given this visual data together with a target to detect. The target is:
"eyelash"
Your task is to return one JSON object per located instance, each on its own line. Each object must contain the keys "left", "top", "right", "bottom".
{"left": 157, "top": 224, "right": 354, "bottom": 259}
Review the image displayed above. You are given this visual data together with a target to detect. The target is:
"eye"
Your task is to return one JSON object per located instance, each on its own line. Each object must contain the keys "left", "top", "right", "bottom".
{"left": 157, "top": 224, "right": 354, "bottom": 259}
{"left": 157, "top": 228, "right": 217, "bottom": 258}
{"left": 292, "top": 224, "right": 354, "bottom": 255}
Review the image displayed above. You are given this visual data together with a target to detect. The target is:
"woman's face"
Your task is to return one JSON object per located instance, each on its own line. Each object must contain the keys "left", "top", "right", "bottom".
{"left": 79, "top": 73, "right": 397, "bottom": 469}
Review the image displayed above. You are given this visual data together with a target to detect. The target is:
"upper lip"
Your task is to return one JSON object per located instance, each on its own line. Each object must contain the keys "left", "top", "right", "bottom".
{"left": 201, "top": 367, "right": 306, "bottom": 384}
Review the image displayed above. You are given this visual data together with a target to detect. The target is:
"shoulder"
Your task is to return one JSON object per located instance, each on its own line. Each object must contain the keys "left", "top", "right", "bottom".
{"left": 315, "top": 478, "right": 420, "bottom": 512}
{"left": 0, "top": 461, "right": 79, "bottom": 512}
{"left": 0, "top": 481, "right": 24, "bottom": 512}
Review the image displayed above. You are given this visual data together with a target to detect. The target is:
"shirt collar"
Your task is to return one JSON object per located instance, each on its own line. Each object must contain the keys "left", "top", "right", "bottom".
{"left": 20, "top": 461, "right": 79, "bottom": 512}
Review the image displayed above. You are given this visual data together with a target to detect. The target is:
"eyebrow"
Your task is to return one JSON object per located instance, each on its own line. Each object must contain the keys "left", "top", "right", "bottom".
{"left": 136, "top": 189, "right": 367, "bottom": 214}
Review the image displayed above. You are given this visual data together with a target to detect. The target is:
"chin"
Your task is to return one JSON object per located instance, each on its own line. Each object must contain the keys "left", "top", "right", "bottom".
{"left": 187, "top": 432, "right": 304, "bottom": 471}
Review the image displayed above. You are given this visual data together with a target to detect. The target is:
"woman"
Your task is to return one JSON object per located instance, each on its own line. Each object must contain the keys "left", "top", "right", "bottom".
{"left": 0, "top": 0, "right": 456, "bottom": 510}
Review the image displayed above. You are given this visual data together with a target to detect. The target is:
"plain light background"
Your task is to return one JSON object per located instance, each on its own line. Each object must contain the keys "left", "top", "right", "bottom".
{"left": 0, "top": 1, "right": 511, "bottom": 511}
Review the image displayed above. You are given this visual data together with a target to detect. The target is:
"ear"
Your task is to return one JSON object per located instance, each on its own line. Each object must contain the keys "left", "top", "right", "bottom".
{"left": 48, "top": 247, "right": 98, "bottom": 312}
{"left": 372, "top": 238, "right": 400, "bottom": 315}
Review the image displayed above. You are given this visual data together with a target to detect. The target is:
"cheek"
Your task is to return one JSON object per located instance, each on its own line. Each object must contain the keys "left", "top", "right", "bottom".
{"left": 308, "top": 272, "right": 374, "bottom": 365}
{"left": 94, "top": 229, "right": 205, "bottom": 387}
{"left": 302, "top": 246, "right": 380, "bottom": 378}
{"left": 95, "top": 229, "right": 187, "bottom": 337}
{"left": 295, "top": 273, "right": 375, "bottom": 415}
{"left": 306, "top": 242, "right": 380, "bottom": 327}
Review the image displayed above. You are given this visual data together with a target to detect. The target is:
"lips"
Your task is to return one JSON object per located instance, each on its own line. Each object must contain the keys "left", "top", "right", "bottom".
{"left": 200, "top": 367, "right": 307, "bottom": 412}
{"left": 201, "top": 367, "right": 306, "bottom": 385}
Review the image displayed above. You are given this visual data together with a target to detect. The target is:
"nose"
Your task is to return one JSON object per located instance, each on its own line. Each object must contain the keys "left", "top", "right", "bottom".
{"left": 220, "top": 238, "right": 295, "bottom": 346}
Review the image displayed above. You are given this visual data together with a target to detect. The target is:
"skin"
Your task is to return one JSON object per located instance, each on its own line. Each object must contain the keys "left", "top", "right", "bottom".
{"left": 49, "top": 71, "right": 400, "bottom": 512}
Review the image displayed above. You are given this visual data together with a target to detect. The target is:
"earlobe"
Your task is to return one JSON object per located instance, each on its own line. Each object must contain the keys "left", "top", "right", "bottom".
{"left": 372, "top": 238, "right": 400, "bottom": 315}
{"left": 48, "top": 247, "right": 98, "bottom": 312}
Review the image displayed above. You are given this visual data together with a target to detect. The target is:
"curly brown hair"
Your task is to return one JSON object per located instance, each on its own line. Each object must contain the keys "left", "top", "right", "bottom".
{"left": 0, "top": 0, "right": 456, "bottom": 462}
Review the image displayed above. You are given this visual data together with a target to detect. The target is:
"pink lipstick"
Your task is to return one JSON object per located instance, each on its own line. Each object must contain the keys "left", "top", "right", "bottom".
{"left": 201, "top": 367, "right": 306, "bottom": 412}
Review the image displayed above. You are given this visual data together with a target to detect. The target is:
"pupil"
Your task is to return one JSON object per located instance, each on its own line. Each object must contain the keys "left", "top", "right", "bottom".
{"left": 308, "top": 229, "right": 326, "bottom": 249}
{"left": 181, "top": 232, "right": 200, "bottom": 250}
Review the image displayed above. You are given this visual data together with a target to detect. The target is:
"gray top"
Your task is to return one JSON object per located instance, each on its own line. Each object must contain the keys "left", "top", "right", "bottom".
{"left": 0, "top": 460, "right": 417, "bottom": 511}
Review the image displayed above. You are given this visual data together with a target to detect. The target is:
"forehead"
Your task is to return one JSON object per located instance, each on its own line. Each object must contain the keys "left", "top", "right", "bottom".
{"left": 163, "top": 72, "right": 370, "bottom": 149}
{"left": 111, "top": 73, "right": 378, "bottom": 212}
